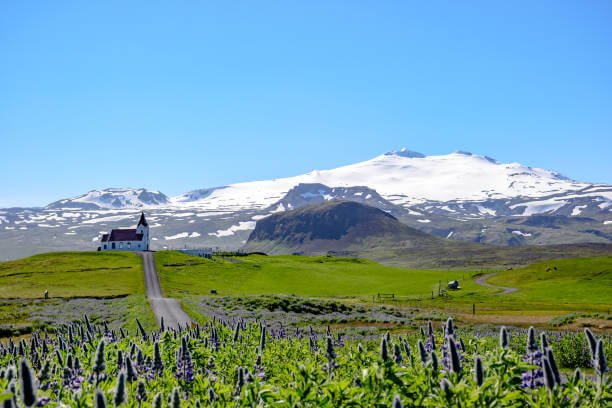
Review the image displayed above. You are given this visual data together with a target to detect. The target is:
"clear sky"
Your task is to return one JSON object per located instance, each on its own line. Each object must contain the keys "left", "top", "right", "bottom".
{"left": 1, "top": 1, "right": 611, "bottom": 207}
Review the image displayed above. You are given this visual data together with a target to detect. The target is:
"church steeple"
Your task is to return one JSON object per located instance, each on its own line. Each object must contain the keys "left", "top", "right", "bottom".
{"left": 137, "top": 212, "right": 148, "bottom": 227}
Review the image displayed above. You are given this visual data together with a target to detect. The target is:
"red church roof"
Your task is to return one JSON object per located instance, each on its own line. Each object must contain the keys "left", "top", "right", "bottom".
{"left": 108, "top": 229, "right": 144, "bottom": 242}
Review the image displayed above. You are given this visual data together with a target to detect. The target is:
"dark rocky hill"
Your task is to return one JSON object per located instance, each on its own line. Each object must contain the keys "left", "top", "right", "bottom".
{"left": 244, "top": 201, "right": 612, "bottom": 269}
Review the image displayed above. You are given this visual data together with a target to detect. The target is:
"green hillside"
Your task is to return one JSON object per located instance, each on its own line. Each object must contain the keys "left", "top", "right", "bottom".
{"left": 487, "top": 256, "right": 612, "bottom": 306}
{"left": 156, "top": 251, "right": 490, "bottom": 299}
{"left": 0, "top": 251, "right": 145, "bottom": 298}
{"left": 0, "top": 251, "right": 155, "bottom": 334}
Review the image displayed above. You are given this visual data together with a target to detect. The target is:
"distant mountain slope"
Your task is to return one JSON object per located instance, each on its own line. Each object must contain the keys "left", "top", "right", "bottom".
{"left": 46, "top": 188, "right": 169, "bottom": 210}
{"left": 244, "top": 201, "right": 612, "bottom": 269}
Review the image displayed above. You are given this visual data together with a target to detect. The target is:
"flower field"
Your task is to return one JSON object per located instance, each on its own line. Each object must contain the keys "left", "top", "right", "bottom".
{"left": 0, "top": 316, "right": 610, "bottom": 407}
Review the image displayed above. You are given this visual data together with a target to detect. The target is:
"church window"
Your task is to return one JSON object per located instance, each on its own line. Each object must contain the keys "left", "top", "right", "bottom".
{"left": 112, "top": 243, "right": 115, "bottom": 249}
{"left": 127, "top": 242, "right": 131, "bottom": 249}
{"left": 104, "top": 244, "right": 107, "bottom": 249}
{"left": 120, "top": 242, "right": 123, "bottom": 249}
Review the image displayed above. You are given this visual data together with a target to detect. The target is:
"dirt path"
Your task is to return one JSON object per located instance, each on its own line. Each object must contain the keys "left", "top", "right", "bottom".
{"left": 137, "top": 251, "right": 192, "bottom": 329}
{"left": 474, "top": 272, "right": 519, "bottom": 295}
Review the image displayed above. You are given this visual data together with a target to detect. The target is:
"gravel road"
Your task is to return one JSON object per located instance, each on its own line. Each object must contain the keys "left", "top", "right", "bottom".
{"left": 137, "top": 251, "right": 192, "bottom": 329}
{"left": 474, "top": 272, "right": 519, "bottom": 295}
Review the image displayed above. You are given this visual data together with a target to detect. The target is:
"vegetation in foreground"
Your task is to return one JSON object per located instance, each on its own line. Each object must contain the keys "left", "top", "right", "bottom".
{"left": 0, "top": 316, "right": 610, "bottom": 407}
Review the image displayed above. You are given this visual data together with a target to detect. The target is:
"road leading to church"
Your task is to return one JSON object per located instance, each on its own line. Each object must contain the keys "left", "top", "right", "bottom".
{"left": 137, "top": 251, "right": 192, "bottom": 329}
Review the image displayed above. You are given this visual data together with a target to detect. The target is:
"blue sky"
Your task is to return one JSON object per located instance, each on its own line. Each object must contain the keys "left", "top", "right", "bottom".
{"left": 1, "top": 1, "right": 611, "bottom": 207}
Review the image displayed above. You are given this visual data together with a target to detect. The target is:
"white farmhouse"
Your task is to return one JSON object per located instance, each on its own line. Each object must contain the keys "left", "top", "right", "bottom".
{"left": 99, "top": 212, "right": 150, "bottom": 251}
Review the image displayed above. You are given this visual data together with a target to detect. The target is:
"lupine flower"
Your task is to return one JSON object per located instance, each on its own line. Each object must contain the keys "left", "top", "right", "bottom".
{"left": 540, "top": 333, "right": 548, "bottom": 351}
{"left": 430, "top": 351, "right": 439, "bottom": 372}
{"left": 136, "top": 380, "right": 147, "bottom": 403}
{"left": 595, "top": 339, "right": 609, "bottom": 379}
{"left": 418, "top": 340, "right": 428, "bottom": 366}
{"left": 380, "top": 337, "right": 389, "bottom": 362}
{"left": 546, "top": 348, "right": 561, "bottom": 386}
{"left": 393, "top": 343, "right": 402, "bottom": 365}
{"left": 92, "top": 340, "right": 106, "bottom": 381}
{"left": 153, "top": 342, "right": 164, "bottom": 374}
{"left": 207, "top": 387, "right": 217, "bottom": 402}
{"left": 448, "top": 337, "right": 462, "bottom": 374}
{"left": 585, "top": 328, "right": 597, "bottom": 362}
{"left": 19, "top": 359, "right": 37, "bottom": 407}
{"left": 152, "top": 393, "right": 163, "bottom": 408}
{"left": 474, "top": 355, "right": 484, "bottom": 386}
{"left": 260, "top": 326, "right": 266, "bottom": 351}
{"left": 114, "top": 371, "right": 126, "bottom": 407}
{"left": 542, "top": 358, "right": 555, "bottom": 391}
{"left": 94, "top": 389, "right": 107, "bottom": 408}
{"left": 125, "top": 357, "right": 138, "bottom": 382}
{"left": 499, "top": 327, "right": 509, "bottom": 349}
{"left": 527, "top": 327, "right": 538, "bottom": 353}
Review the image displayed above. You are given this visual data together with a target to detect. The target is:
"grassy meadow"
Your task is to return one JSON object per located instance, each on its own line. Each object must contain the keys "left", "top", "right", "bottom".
{"left": 0, "top": 251, "right": 156, "bottom": 334}
{"left": 155, "top": 251, "right": 493, "bottom": 299}
{"left": 0, "top": 251, "right": 145, "bottom": 298}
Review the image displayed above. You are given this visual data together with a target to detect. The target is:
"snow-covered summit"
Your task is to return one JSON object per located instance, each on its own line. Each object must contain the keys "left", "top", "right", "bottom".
{"left": 168, "top": 150, "right": 590, "bottom": 211}
{"left": 384, "top": 147, "right": 426, "bottom": 158}
{"left": 46, "top": 188, "right": 169, "bottom": 210}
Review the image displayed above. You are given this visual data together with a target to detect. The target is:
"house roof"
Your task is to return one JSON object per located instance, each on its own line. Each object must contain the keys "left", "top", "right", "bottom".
{"left": 138, "top": 212, "right": 148, "bottom": 227}
{"left": 101, "top": 234, "right": 109, "bottom": 242}
{"left": 108, "top": 229, "right": 144, "bottom": 242}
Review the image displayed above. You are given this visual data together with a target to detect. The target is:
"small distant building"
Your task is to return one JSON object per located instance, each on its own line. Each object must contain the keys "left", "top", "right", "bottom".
{"left": 447, "top": 280, "right": 459, "bottom": 290}
{"left": 100, "top": 212, "right": 150, "bottom": 251}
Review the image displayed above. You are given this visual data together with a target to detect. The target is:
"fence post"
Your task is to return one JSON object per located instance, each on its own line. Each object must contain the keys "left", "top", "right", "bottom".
{"left": 473, "top": 303, "right": 475, "bottom": 315}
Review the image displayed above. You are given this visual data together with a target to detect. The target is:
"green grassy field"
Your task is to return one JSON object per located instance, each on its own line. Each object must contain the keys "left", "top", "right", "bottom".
{"left": 486, "top": 256, "right": 612, "bottom": 306}
{"left": 155, "top": 251, "right": 493, "bottom": 299}
{"left": 0, "top": 251, "right": 145, "bottom": 298}
{"left": 156, "top": 251, "right": 612, "bottom": 316}
{"left": 0, "top": 251, "right": 156, "bottom": 334}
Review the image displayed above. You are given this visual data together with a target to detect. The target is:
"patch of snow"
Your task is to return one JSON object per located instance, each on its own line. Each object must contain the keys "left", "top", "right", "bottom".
{"left": 446, "top": 231, "right": 453, "bottom": 239}
{"left": 164, "top": 232, "right": 189, "bottom": 240}
{"left": 189, "top": 232, "right": 201, "bottom": 238}
{"left": 251, "top": 215, "right": 268, "bottom": 220}
{"left": 571, "top": 205, "right": 587, "bottom": 216}
{"left": 152, "top": 237, "right": 159, "bottom": 240}
{"left": 271, "top": 203, "right": 286, "bottom": 213}
{"left": 417, "top": 219, "right": 431, "bottom": 223}
{"left": 208, "top": 221, "right": 256, "bottom": 237}
{"left": 510, "top": 199, "right": 568, "bottom": 216}
{"left": 475, "top": 205, "right": 496, "bottom": 216}
{"left": 64, "top": 232, "right": 77, "bottom": 235}
{"left": 512, "top": 230, "right": 532, "bottom": 237}
{"left": 407, "top": 209, "right": 422, "bottom": 216}
{"left": 4, "top": 226, "right": 15, "bottom": 230}
{"left": 38, "top": 224, "right": 59, "bottom": 228}
{"left": 604, "top": 221, "right": 612, "bottom": 225}
{"left": 19, "top": 227, "right": 27, "bottom": 230}
{"left": 91, "top": 236, "right": 98, "bottom": 241}
{"left": 365, "top": 194, "right": 372, "bottom": 199}
{"left": 83, "top": 214, "right": 135, "bottom": 224}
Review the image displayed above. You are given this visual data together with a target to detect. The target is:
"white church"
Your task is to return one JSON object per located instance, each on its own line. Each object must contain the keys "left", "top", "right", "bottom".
{"left": 99, "top": 212, "right": 150, "bottom": 251}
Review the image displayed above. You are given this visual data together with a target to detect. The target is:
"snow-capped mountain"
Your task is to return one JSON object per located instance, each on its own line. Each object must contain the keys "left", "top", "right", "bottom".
{"left": 169, "top": 149, "right": 598, "bottom": 212}
{"left": 1, "top": 149, "right": 611, "bottom": 261}
{"left": 45, "top": 188, "right": 169, "bottom": 210}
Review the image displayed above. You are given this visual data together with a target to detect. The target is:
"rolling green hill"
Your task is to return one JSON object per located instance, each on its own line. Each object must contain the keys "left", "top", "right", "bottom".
{"left": 487, "top": 256, "right": 612, "bottom": 306}
{"left": 155, "top": 251, "right": 487, "bottom": 299}
{"left": 0, "top": 251, "right": 145, "bottom": 298}
{"left": 0, "top": 251, "right": 155, "bottom": 334}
